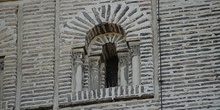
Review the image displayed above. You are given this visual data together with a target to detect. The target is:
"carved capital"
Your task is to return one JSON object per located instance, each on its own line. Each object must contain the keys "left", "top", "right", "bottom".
{"left": 89, "top": 56, "right": 101, "bottom": 68}
{"left": 128, "top": 41, "right": 140, "bottom": 57}
{"left": 72, "top": 48, "right": 85, "bottom": 65}
{"left": 118, "top": 52, "right": 128, "bottom": 66}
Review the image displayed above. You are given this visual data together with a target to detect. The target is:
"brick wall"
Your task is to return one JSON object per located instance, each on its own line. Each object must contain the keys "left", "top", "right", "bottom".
{"left": 20, "top": 0, "right": 55, "bottom": 108}
{"left": 0, "top": 3, "right": 17, "bottom": 110}
{"left": 159, "top": 0, "right": 220, "bottom": 109}
{"left": 0, "top": 0, "right": 219, "bottom": 110}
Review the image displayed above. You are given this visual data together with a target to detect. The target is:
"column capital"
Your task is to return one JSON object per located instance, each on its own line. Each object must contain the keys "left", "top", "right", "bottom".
{"left": 128, "top": 41, "right": 140, "bottom": 57}
{"left": 89, "top": 56, "right": 101, "bottom": 67}
{"left": 117, "top": 52, "right": 128, "bottom": 66}
{"left": 72, "top": 48, "right": 85, "bottom": 64}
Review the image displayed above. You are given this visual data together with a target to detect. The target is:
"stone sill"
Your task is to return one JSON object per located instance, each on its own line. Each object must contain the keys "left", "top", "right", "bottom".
{"left": 24, "top": 85, "right": 153, "bottom": 110}
{"left": 60, "top": 94, "right": 153, "bottom": 108}
{"left": 60, "top": 85, "right": 154, "bottom": 108}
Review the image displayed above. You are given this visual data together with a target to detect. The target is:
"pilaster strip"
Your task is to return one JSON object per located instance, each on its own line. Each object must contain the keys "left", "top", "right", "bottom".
{"left": 151, "top": 0, "right": 159, "bottom": 99}
{"left": 15, "top": 3, "right": 23, "bottom": 110}
{"left": 53, "top": 0, "right": 60, "bottom": 109}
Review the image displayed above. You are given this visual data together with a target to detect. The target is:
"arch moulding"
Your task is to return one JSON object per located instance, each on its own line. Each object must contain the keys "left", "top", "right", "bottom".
{"left": 63, "top": 3, "right": 151, "bottom": 51}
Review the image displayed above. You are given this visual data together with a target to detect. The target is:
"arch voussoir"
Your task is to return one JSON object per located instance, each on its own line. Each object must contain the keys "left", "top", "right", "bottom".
{"left": 64, "top": 3, "right": 149, "bottom": 50}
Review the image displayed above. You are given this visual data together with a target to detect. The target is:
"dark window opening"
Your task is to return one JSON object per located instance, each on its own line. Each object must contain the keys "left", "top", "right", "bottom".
{"left": 102, "top": 43, "right": 118, "bottom": 88}
{"left": 0, "top": 56, "right": 4, "bottom": 71}
{"left": 0, "top": 56, "right": 4, "bottom": 104}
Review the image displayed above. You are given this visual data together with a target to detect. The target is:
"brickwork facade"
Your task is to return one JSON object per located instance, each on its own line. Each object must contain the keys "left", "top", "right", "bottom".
{"left": 0, "top": 4, "right": 17, "bottom": 109}
{"left": 0, "top": 0, "right": 219, "bottom": 110}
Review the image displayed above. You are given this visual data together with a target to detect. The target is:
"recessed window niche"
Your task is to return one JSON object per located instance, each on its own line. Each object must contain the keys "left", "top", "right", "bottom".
{"left": 65, "top": 3, "right": 154, "bottom": 105}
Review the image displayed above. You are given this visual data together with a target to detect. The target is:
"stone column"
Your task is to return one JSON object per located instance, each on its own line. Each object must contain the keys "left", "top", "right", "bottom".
{"left": 118, "top": 52, "right": 129, "bottom": 86}
{"left": 89, "top": 56, "right": 101, "bottom": 90}
{"left": 129, "top": 41, "right": 141, "bottom": 86}
{"left": 72, "top": 48, "right": 84, "bottom": 92}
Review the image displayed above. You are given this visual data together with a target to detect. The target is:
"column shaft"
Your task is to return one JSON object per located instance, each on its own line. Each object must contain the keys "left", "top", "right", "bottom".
{"left": 72, "top": 49, "right": 84, "bottom": 92}
{"left": 129, "top": 41, "right": 141, "bottom": 86}
{"left": 118, "top": 53, "right": 129, "bottom": 86}
{"left": 132, "top": 55, "right": 140, "bottom": 85}
{"left": 89, "top": 56, "right": 100, "bottom": 90}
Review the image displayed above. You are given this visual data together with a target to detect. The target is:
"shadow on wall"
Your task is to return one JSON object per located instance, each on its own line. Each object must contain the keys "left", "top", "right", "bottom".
{"left": 0, "top": 0, "right": 19, "bottom": 2}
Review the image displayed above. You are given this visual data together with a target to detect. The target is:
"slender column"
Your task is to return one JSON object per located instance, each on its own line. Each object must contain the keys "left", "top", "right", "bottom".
{"left": 15, "top": 4, "right": 23, "bottom": 110}
{"left": 129, "top": 41, "right": 141, "bottom": 86}
{"left": 53, "top": 0, "right": 60, "bottom": 109}
{"left": 118, "top": 52, "right": 129, "bottom": 86}
{"left": 72, "top": 48, "right": 84, "bottom": 92}
{"left": 89, "top": 56, "right": 100, "bottom": 90}
{"left": 152, "top": 0, "right": 159, "bottom": 99}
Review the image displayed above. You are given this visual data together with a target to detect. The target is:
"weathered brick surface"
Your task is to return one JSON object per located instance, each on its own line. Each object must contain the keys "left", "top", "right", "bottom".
{"left": 159, "top": 0, "right": 220, "bottom": 109}
{"left": 0, "top": 0, "right": 219, "bottom": 110}
{"left": 20, "top": 0, "right": 55, "bottom": 108}
{"left": 0, "top": 3, "right": 17, "bottom": 110}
